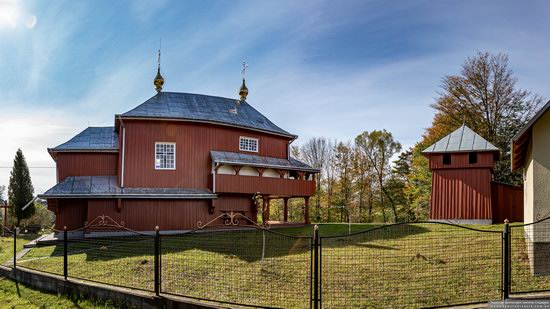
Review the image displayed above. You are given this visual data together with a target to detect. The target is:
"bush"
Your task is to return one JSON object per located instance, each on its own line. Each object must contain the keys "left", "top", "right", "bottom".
{"left": 6, "top": 202, "right": 54, "bottom": 232}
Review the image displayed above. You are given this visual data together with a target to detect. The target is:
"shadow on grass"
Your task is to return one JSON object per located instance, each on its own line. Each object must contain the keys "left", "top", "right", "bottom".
{"left": 354, "top": 243, "right": 400, "bottom": 250}
{"left": 28, "top": 224, "right": 437, "bottom": 263}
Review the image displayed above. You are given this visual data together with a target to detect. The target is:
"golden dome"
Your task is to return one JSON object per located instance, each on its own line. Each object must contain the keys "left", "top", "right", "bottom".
{"left": 239, "top": 78, "right": 248, "bottom": 101}
{"left": 154, "top": 68, "right": 164, "bottom": 93}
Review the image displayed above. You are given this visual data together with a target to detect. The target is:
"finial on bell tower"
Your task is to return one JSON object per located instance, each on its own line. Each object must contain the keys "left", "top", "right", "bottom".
{"left": 154, "top": 43, "right": 164, "bottom": 93}
{"left": 238, "top": 61, "right": 249, "bottom": 101}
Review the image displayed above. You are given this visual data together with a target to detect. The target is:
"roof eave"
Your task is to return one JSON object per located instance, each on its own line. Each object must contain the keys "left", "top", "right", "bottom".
{"left": 38, "top": 193, "right": 217, "bottom": 199}
{"left": 511, "top": 129, "right": 532, "bottom": 172}
{"left": 422, "top": 149, "right": 500, "bottom": 161}
{"left": 213, "top": 159, "right": 320, "bottom": 173}
{"left": 48, "top": 149, "right": 119, "bottom": 153}
{"left": 510, "top": 100, "right": 550, "bottom": 171}
{"left": 421, "top": 149, "right": 500, "bottom": 155}
{"left": 116, "top": 115, "right": 297, "bottom": 139}
{"left": 47, "top": 148, "right": 57, "bottom": 161}
{"left": 513, "top": 100, "right": 550, "bottom": 143}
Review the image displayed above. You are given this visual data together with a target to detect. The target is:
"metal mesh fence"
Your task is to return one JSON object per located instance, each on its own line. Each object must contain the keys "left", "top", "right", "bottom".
{"left": 160, "top": 227, "right": 312, "bottom": 308}
{"left": 17, "top": 235, "right": 64, "bottom": 276}
{"left": 65, "top": 234, "right": 155, "bottom": 291}
{"left": 0, "top": 227, "right": 16, "bottom": 268}
{"left": 17, "top": 231, "right": 156, "bottom": 292}
{"left": 6, "top": 221, "right": 525, "bottom": 308}
{"left": 511, "top": 218, "right": 550, "bottom": 293}
{"left": 320, "top": 223, "right": 502, "bottom": 308}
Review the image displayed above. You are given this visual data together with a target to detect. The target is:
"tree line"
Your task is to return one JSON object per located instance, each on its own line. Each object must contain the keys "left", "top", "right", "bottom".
{"left": 287, "top": 52, "right": 544, "bottom": 224}
{"left": 291, "top": 131, "right": 410, "bottom": 223}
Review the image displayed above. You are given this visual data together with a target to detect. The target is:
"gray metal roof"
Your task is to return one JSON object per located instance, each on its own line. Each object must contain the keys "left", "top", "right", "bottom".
{"left": 422, "top": 125, "right": 499, "bottom": 154}
{"left": 50, "top": 127, "right": 118, "bottom": 152}
{"left": 120, "top": 92, "right": 294, "bottom": 138}
{"left": 39, "top": 176, "right": 216, "bottom": 199}
{"left": 210, "top": 151, "right": 319, "bottom": 173}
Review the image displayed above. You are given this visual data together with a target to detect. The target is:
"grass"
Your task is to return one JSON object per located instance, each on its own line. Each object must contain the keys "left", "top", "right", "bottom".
{"left": 9, "top": 223, "right": 550, "bottom": 308}
{"left": 0, "top": 276, "right": 118, "bottom": 308}
{"left": 0, "top": 233, "right": 37, "bottom": 264}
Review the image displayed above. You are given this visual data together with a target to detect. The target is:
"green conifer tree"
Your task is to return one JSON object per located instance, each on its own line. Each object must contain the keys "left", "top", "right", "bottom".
{"left": 8, "top": 149, "right": 35, "bottom": 227}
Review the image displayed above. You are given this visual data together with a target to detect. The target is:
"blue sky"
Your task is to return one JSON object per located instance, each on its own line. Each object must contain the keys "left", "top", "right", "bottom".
{"left": 1, "top": 0, "right": 550, "bottom": 194}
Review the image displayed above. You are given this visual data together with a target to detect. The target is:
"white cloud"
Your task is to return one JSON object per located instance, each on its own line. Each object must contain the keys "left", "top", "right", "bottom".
{"left": 0, "top": 105, "right": 82, "bottom": 194}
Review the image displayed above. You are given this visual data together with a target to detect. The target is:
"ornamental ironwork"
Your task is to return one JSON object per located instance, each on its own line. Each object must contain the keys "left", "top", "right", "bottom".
{"left": 196, "top": 211, "right": 269, "bottom": 229}
{"left": 83, "top": 214, "right": 126, "bottom": 229}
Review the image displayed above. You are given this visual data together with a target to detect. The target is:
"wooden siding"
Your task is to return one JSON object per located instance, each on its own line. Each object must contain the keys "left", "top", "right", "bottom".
{"left": 53, "top": 199, "right": 87, "bottom": 230}
{"left": 428, "top": 152, "right": 494, "bottom": 170}
{"left": 216, "top": 174, "right": 316, "bottom": 197}
{"left": 85, "top": 197, "right": 254, "bottom": 231}
{"left": 56, "top": 152, "right": 118, "bottom": 182}
{"left": 491, "top": 182, "right": 524, "bottom": 223}
{"left": 121, "top": 120, "right": 291, "bottom": 188}
{"left": 218, "top": 195, "right": 254, "bottom": 212}
{"left": 216, "top": 195, "right": 256, "bottom": 222}
{"left": 429, "top": 169, "right": 493, "bottom": 220}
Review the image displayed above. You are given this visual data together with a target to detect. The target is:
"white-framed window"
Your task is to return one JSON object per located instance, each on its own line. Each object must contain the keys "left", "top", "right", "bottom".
{"left": 155, "top": 142, "right": 176, "bottom": 170}
{"left": 239, "top": 136, "right": 259, "bottom": 152}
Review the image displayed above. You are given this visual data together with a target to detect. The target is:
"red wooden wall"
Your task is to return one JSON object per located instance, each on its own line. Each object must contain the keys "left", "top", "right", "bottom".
{"left": 429, "top": 168, "right": 493, "bottom": 220}
{"left": 87, "top": 196, "right": 255, "bottom": 231}
{"left": 52, "top": 199, "right": 88, "bottom": 230}
{"left": 87, "top": 199, "right": 214, "bottom": 231}
{"left": 120, "top": 120, "right": 292, "bottom": 188}
{"left": 428, "top": 152, "right": 494, "bottom": 170}
{"left": 51, "top": 195, "right": 254, "bottom": 231}
{"left": 56, "top": 152, "right": 118, "bottom": 182}
{"left": 491, "top": 182, "right": 523, "bottom": 223}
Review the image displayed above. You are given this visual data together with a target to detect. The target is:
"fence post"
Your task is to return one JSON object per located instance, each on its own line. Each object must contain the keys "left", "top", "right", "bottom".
{"left": 154, "top": 226, "right": 160, "bottom": 296}
{"left": 312, "top": 224, "right": 320, "bottom": 309}
{"left": 13, "top": 227, "right": 17, "bottom": 269}
{"left": 63, "top": 226, "right": 68, "bottom": 280}
{"left": 503, "top": 219, "right": 510, "bottom": 300}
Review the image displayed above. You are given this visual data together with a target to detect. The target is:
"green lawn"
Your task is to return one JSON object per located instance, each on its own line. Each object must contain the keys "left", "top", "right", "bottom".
{"left": 0, "top": 276, "right": 118, "bottom": 308}
{"left": 0, "top": 234, "right": 37, "bottom": 264}
{"left": 9, "top": 223, "right": 550, "bottom": 308}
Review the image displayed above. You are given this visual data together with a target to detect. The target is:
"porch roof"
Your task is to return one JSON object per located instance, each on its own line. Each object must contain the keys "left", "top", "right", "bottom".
{"left": 39, "top": 176, "right": 216, "bottom": 199}
{"left": 210, "top": 151, "right": 319, "bottom": 173}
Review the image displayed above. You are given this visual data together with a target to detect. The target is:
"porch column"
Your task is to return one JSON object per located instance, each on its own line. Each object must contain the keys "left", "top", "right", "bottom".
{"left": 251, "top": 196, "right": 258, "bottom": 222}
{"left": 283, "top": 198, "right": 289, "bottom": 222}
{"left": 304, "top": 197, "right": 310, "bottom": 224}
{"left": 262, "top": 195, "right": 270, "bottom": 223}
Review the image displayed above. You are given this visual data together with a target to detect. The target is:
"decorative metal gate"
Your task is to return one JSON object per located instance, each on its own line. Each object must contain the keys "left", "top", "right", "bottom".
{"left": 510, "top": 216, "right": 550, "bottom": 294}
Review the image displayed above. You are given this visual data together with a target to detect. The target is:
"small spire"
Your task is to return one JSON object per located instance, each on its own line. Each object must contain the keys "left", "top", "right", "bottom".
{"left": 154, "top": 47, "right": 164, "bottom": 93}
{"left": 239, "top": 61, "right": 249, "bottom": 101}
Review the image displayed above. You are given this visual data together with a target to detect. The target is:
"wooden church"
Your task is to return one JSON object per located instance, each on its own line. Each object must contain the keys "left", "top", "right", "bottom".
{"left": 39, "top": 58, "right": 319, "bottom": 234}
{"left": 422, "top": 125, "right": 523, "bottom": 224}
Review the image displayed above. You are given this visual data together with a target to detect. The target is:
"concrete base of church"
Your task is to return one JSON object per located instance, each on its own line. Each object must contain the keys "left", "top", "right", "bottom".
{"left": 528, "top": 241, "right": 550, "bottom": 276}
{"left": 429, "top": 219, "right": 493, "bottom": 225}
